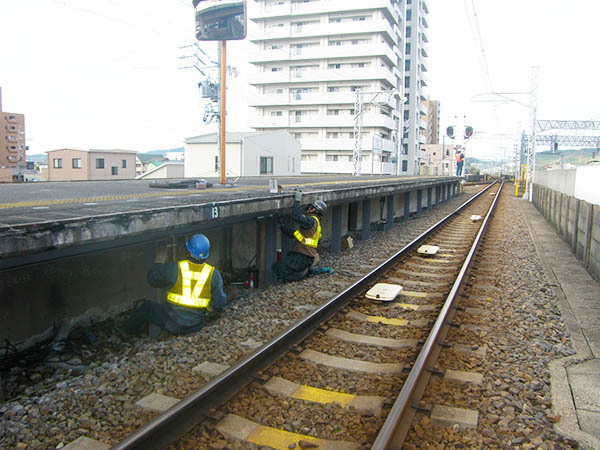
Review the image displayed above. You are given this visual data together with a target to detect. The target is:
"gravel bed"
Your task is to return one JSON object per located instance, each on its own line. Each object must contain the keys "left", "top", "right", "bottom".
{"left": 403, "top": 187, "right": 580, "bottom": 450}
{"left": 0, "top": 187, "right": 480, "bottom": 449}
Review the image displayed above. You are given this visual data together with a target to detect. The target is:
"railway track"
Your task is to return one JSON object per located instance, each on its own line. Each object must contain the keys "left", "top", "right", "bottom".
{"left": 112, "top": 182, "right": 503, "bottom": 450}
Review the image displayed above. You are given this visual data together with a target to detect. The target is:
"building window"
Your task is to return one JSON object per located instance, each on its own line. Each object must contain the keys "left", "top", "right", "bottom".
{"left": 260, "top": 156, "right": 273, "bottom": 174}
{"left": 325, "top": 155, "right": 339, "bottom": 161}
{"left": 53, "top": 158, "right": 62, "bottom": 169}
{"left": 327, "top": 109, "right": 340, "bottom": 115}
{"left": 328, "top": 63, "right": 341, "bottom": 69}
{"left": 122, "top": 159, "right": 127, "bottom": 168}
{"left": 271, "top": 111, "right": 283, "bottom": 116}
{"left": 215, "top": 155, "right": 219, "bottom": 171}
{"left": 402, "top": 160, "right": 408, "bottom": 172}
{"left": 96, "top": 158, "right": 104, "bottom": 169}
{"left": 406, "top": 26, "right": 411, "bottom": 38}
{"left": 111, "top": 166, "right": 118, "bottom": 176}
{"left": 72, "top": 158, "right": 81, "bottom": 169}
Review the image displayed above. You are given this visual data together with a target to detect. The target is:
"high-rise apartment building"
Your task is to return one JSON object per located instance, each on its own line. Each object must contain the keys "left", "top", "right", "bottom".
{"left": 403, "top": 0, "right": 430, "bottom": 174}
{"left": 423, "top": 99, "right": 440, "bottom": 144}
{"left": 248, "top": 0, "right": 430, "bottom": 175}
{"left": 0, "top": 87, "right": 27, "bottom": 181}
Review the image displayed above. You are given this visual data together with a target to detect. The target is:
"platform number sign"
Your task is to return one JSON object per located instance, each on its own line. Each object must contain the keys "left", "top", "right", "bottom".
{"left": 211, "top": 204, "right": 219, "bottom": 219}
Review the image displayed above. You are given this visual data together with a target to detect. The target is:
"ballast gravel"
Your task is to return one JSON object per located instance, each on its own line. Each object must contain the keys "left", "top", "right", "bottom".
{"left": 1, "top": 185, "right": 580, "bottom": 450}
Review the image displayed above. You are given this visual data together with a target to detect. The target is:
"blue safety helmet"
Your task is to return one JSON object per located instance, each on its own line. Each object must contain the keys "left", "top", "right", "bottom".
{"left": 186, "top": 234, "right": 210, "bottom": 259}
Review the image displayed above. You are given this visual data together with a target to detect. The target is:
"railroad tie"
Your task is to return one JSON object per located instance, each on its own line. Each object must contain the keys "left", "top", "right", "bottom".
{"left": 62, "top": 436, "right": 110, "bottom": 450}
{"left": 216, "top": 414, "right": 361, "bottom": 450}
{"left": 262, "top": 376, "right": 385, "bottom": 416}
{"left": 346, "top": 309, "right": 430, "bottom": 327}
{"left": 325, "top": 328, "right": 418, "bottom": 348}
{"left": 299, "top": 349, "right": 404, "bottom": 374}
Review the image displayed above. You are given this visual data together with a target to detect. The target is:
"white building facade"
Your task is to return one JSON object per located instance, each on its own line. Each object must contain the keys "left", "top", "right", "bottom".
{"left": 184, "top": 130, "right": 301, "bottom": 178}
{"left": 248, "top": 0, "right": 429, "bottom": 175}
{"left": 403, "top": 0, "right": 430, "bottom": 174}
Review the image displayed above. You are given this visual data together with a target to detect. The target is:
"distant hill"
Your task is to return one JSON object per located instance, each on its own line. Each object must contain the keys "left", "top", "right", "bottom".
{"left": 535, "top": 148, "right": 598, "bottom": 168}
{"left": 27, "top": 154, "right": 48, "bottom": 164}
{"left": 144, "top": 147, "right": 184, "bottom": 155}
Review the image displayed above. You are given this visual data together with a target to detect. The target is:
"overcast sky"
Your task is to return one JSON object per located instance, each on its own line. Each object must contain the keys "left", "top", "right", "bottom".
{"left": 1, "top": 0, "right": 598, "bottom": 160}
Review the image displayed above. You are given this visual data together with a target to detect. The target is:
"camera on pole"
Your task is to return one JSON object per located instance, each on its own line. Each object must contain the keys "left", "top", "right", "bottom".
{"left": 194, "top": 0, "right": 247, "bottom": 41}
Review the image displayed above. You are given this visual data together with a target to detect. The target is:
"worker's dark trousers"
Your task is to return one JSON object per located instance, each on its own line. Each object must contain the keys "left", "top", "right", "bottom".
{"left": 121, "top": 300, "right": 168, "bottom": 334}
{"left": 272, "top": 251, "right": 314, "bottom": 282}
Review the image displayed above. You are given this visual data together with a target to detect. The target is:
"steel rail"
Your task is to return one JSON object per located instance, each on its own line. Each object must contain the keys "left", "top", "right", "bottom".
{"left": 371, "top": 182, "right": 504, "bottom": 449}
{"left": 111, "top": 182, "right": 497, "bottom": 450}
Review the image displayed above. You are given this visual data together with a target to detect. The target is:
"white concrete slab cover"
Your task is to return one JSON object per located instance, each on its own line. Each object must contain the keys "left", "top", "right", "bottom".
{"left": 63, "top": 436, "right": 110, "bottom": 450}
{"left": 417, "top": 245, "right": 440, "bottom": 255}
{"left": 193, "top": 361, "right": 230, "bottom": 378}
{"left": 365, "top": 283, "right": 403, "bottom": 301}
{"left": 299, "top": 349, "right": 404, "bottom": 374}
{"left": 431, "top": 404, "right": 479, "bottom": 429}
{"left": 444, "top": 369, "right": 484, "bottom": 385}
{"left": 136, "top": 392, "right": 180, "bottom": 413}
{"left": 216, "top": 413, "right": 361, "bottom": 450}
{"left": 326, "top": 328, "right": 418, "bottom": 348}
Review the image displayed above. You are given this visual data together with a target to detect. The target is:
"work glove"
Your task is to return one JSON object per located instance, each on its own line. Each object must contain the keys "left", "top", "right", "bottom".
{"left": 294, "top": 188, "right": 303, "bottom": 202}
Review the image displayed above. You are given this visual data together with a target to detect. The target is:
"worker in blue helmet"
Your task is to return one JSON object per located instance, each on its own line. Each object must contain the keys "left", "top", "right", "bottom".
{"left": 119, "top": 234, "right": 236, "bottom": 336}
{"left": 273, "top": 189, "right": 327, "bottom": 282}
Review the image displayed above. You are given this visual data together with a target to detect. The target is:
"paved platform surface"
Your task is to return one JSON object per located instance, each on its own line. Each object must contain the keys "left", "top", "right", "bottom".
{"left": 0, "top": 175, "right": 451, "bottom": 227}
{"left": 520, "top": 198, "right": 600, "bottom": 450}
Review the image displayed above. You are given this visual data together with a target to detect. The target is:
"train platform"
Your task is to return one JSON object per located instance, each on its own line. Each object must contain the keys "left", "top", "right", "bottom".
{"left": 520, "top": 198, "right": 600, "bottom": 449}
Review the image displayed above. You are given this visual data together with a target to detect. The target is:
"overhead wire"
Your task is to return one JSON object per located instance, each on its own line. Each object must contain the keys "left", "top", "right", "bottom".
{"left": 48, "top": 0, "right": 190, "bottom": 42}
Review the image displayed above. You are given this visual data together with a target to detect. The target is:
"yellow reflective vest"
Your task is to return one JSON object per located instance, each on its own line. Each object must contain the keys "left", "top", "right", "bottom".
{"left": 293, "top": 215, "right": 321, "bottom": 248}
{"left": 166, "top": 260, "right": 214, "bottom": 309}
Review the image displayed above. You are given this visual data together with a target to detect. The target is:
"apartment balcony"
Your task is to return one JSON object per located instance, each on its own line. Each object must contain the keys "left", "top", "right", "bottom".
{"left": 252, "top": 18, "right": 397, "bottom": 44}
{"left": 250, "top": 42, "right": 395, "bottom": 65}
{"left": 6, "top": 146, "right": 19, "bottom": 153}
{"left": 249, "top": 112, "right": 397, "bottom": 130}
{"left": 249, "top": 66, "right": 397, "bottom": 86}
{"left": 253, "top": 0, "right": 398, "bottom": 25}
{"left": 419, "top": 70, "right": 428, "bottom": 86}
{"left": 249, "top": 91, "right": 359, "bottom": 107}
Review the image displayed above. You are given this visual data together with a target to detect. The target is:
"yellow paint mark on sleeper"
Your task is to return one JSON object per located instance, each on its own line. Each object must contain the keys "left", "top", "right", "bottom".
{"left": 367, "top": 316, "right": 408, "bottom": 326}
{"left": 247, "top": 426, "right": 325, "bottom": 450}
{"left": 292, "top": 384, "right": 354, "bottom": 407}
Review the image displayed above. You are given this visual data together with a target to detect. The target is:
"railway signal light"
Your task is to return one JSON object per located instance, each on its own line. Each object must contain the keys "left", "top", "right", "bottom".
{"left": 464, "top": 126, "right": 474, "bottom": 139}
{"left": 446, "top": 126, "right": 454, "bottom": 139}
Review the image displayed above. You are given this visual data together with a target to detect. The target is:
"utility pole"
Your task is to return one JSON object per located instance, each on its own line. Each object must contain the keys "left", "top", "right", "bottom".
{"left": 525, "top": 66, "right": 539, "bottom": 201}
{"left": 219, "top": 41, "right": 227, "bottom": 185}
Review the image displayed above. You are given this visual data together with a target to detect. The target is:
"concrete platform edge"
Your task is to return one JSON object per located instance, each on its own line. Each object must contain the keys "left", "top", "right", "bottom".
{"left": 519, "top": 198, "right": 600, "bottom": 450}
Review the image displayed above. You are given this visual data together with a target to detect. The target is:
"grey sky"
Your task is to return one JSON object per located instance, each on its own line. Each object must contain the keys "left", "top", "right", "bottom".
{"left": 1, "top": 0, "right": 598, "bottom": 160}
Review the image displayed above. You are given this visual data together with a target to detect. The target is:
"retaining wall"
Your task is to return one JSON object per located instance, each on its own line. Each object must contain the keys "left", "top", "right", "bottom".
{"left": 533, "top": 184, "right": 600, "bottom": 282}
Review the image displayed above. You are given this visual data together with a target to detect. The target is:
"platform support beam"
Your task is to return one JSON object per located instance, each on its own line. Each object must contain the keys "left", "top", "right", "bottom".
{"left": 427, "top": 187, "right": 433, "bottom": 210}
{"left": 331, "top": 205, "right": 343, "bottom": 253}
{"left": 257, "top": 216, "right": 277, "bottom": 288}
{"left": 403, "top": 192, "right": 410, "bottom": 222}
{"left": 416, "top": 190, "right": 423, "bottom": 215}
{"left": 385, "top": 195, "right": 395, "bottom": 231}
{"left": 361, "top": 199, "right": 371, "bottom": 241}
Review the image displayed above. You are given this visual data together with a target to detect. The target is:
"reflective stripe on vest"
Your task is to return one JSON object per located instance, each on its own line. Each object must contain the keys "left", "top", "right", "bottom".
{"left": 293, "top": 216, "right": 321, "bottom": 248}
{"left": 166, "top": 261, "right": 214, "bottom": 308}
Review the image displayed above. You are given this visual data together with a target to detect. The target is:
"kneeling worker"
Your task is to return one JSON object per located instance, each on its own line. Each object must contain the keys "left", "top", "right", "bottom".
{"left": 120, "top": 233, "right": 234, "bottom": 335}
{"left": 273, "top": 189, "right": 327, "bottom": 282}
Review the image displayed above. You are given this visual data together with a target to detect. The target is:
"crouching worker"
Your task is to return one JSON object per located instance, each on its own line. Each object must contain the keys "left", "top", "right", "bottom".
{"left": 273, "top": 189, "right": 327, "bottom": 282}
{"left": 119, "top": 234, "right": 235, "bottom": 336}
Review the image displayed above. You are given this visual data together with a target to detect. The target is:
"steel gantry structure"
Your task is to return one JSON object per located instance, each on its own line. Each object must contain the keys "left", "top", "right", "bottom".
{"left": 536, "top": 120, "right": 600, "bottom": 133}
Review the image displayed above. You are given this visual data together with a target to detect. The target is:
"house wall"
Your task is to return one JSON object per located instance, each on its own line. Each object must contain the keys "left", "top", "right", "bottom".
{"left": 86, "top": 152, "right": 137, "bottom": 180}
{"left": 185, "top": 142, "right": 243, "bottom": 178}
{"left": 243, "top": 131, "right": 301, "bottom": 176}
{"left": 47, "top": 149, "right": 90, "bottom": 181}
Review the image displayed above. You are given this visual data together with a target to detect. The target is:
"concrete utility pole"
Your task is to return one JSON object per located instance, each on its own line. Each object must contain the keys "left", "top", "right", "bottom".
{"left": 524, "top": 66, "right": 539, "bottom": 202}
{"left": 219, "top": 40, "right": 227, "bottom": 185}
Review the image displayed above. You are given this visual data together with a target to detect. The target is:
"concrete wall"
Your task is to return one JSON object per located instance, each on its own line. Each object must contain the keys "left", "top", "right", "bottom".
{"left": 533, "top": 184, "right": 600, "bottom": 282}
{"left": 536, "top": 165, "right": 600, "bottom": 206}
